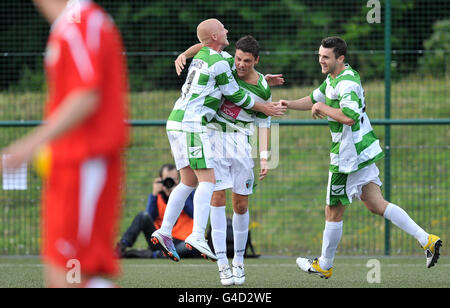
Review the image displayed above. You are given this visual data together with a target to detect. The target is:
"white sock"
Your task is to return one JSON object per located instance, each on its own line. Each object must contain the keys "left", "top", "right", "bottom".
{"left": 191, "top": 182, "right": 215, "bottom": 238}
{"left": 232, "top": 210, "right": 249, "bottom": 266}
{"left": 383, "top": 203, "right": 429, "bottom": 247}
{"left": 210, "top": 205, "right": 228, "bottom": 267}
{"left": 319, "top": 220, "right": 343, "bottom": 270}
{"left": 159, "top": 182, "right": 195, "bottom": 236}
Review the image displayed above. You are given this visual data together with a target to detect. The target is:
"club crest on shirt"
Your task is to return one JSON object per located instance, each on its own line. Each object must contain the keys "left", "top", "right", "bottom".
{"left": 246, "top": 179, "right": 253, "bottom": 189}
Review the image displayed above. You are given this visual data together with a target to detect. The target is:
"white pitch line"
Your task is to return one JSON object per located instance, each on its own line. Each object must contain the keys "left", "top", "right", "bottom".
{"left": 0, "top": 263, "right": 448, "bottom": 268}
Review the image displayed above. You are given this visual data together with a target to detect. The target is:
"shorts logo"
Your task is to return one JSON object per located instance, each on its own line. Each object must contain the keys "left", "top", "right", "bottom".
{"left": 331, "top": 185, "right": 345, "bottom": 196}
{"left": 188, "top": 146, "right": 203, "bottom": 159}
{"left": 246, "top": 179, "right": 253, "bottom": 189}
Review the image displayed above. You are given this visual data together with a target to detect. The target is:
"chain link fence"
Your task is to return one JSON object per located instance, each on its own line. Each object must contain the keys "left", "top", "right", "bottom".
{"left": 0, "top": 0, "right": 448, "bottom": 256}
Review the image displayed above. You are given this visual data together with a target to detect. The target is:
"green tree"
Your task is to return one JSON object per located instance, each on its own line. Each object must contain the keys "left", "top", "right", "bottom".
{"left": 419, "top": 19, "right": 450, "bottom": 77}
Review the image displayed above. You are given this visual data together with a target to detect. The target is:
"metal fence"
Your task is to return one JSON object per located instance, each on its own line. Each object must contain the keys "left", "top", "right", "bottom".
{"left": 0, "top": 0, "right": 449, "bottom": 256}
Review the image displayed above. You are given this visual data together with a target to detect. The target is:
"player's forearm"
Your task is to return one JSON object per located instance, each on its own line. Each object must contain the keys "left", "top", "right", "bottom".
{"left": 316, "top": 103, "right": 355, "bottom": 126}
{"left": 0, "top": 89, "right": 99, "bottom": 170}
{"left": 251, "top": 101, "right": 286, "bottom": 117}
{"left": 251, "top": 101, "right": 267, "bottom": 113}
{"left": 286, "top": 96, "right": 313, "bottom": 110}
{"left": 34, "top": 89, "right": 99, "bottom": 145}
{"left": 258, "top": 127, "right": 270, "bottom": 155}
{"left": 182, "top": 43, "right": 203, "bottom": 59}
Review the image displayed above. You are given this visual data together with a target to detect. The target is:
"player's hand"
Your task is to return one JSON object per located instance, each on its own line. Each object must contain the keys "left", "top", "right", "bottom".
{"left": 312, "top": 102, "right": 326, "bottom": 119}
{"left": 263, "top": 101, "right": 287, "bottom": 117}
{"left": 175, "top": 53, "right": 187, "bottom": 76}
{"left": 153, "top": 177, "right": 164, "bottom": 195}
{"left": 0, "top": 138, "right": 36, "bottom": 173}
{"left": 265, "top": 74, "right": 285, "bottom": 87}
{"left": 279, "top": 100, "right": 290, "bottom": 108}
{"left": 259, "top": 159, "right": 269, "bottom": 180}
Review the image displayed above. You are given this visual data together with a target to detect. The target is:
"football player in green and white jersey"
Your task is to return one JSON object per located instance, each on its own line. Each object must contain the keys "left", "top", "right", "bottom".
{"left": 278, "top": 36, "right": 441, "bottom": 279}
{"left": 175, "top": 35, "right": 282, "bottom": 286}
{"left": 151, "top": 19, "right": 286, "bottom": 264}
{"left": 208, "top": 35, "right": 274, "bottom": 286}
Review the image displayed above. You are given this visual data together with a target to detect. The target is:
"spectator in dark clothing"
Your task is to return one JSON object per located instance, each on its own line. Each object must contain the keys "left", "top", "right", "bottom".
{"left": 116, "top": 164, "right": 200, "bottom": 258}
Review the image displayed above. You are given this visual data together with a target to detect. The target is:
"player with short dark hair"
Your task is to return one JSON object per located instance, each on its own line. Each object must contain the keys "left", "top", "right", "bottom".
{"left": 278, "top": 36, "right": 442, "bottom": 279}
{"left": 174, "top": 34, "right": 280, "bottom": 286}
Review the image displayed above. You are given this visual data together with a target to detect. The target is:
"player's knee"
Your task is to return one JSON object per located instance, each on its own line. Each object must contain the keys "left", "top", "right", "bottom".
{"left": 366, "top": 204, "right": 380, "bottom": 215}
{"left": 363, "top": 200, "right": 386, "bottom": 216}
{"left": 325, "top": 204, "right": 345, "bottom": 221}
{"left": 233, "top": 200, "right": 248, "bottom": 215}
{"left": 211, "top": 191, "right": 226, "bottom": 206}
{"left": 141, "top": 211, "right": 152, "bottom": 223}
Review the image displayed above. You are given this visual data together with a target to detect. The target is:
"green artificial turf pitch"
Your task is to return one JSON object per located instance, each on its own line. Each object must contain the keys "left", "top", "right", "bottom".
{"left": 0, "top": 256, "right": 448, "bottom": 288}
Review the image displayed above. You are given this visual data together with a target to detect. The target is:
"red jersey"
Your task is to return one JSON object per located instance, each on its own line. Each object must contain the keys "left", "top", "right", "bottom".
{"left": 44, "top": 0, "right": 128, "bottom": 164}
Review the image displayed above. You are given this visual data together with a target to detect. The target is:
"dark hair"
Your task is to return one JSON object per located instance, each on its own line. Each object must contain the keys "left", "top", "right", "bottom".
{"left": 159, "top": 163, "right": 176, "bottom": 178}
{"left": 321, "top": 36, "right": 347, "bottom": 59}
{"left": 235, "top": 35, "right": 260, "bottom": 59}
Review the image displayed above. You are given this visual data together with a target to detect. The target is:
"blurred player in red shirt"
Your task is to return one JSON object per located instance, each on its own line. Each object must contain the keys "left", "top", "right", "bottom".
{"left": 0, "top": 0, "right": 129, "bottom": 287}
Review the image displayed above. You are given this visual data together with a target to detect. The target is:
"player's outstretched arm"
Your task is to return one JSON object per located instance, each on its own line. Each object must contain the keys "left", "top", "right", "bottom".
{"left": 252, "top": 101, "right": 286, "bottom": 117}
{"left": 0, "top": 89, "right": 99, "bottom": 172}
{"left": 175, "top": 43, "right": 203, "bottom": 76}
{"left": 279, "top": 96, "right": 313, "bottom": 111}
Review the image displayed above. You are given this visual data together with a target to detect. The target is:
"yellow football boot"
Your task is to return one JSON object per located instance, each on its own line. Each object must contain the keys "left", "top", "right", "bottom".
{"left": 423, "top": 234, "right": 442, "bottom": 268}
{"left": 296, "top": 257, "right": 333, "bottom": 279}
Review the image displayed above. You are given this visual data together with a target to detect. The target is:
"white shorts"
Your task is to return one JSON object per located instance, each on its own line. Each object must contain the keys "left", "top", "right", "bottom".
{"left": 326, "top": 163, "right": 383, "bottom": 206}
{"left": 167, "top": 130, "right": 215, "bottom": 170}
{"left": 208, "top": 129, "right": 255, "bottom": 195}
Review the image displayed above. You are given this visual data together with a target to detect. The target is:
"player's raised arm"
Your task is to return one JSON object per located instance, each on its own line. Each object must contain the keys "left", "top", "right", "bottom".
{"left": 175, "top": 43, "right": 203, "bottom": 75}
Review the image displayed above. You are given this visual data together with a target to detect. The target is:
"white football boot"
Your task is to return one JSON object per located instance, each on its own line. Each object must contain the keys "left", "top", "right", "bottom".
{"left": 218, "top": 264, "right": 234, "bottom": 286}
{"left": 185, "top": 234, "right": 218, "bottom": 261}
{"left": 232, "top": 263, "right": 246, "bottom": 285}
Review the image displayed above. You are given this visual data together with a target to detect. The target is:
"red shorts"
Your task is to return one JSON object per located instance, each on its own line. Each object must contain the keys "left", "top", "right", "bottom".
{"left": 41, "top": 153, "right": 123, "bottom": 277}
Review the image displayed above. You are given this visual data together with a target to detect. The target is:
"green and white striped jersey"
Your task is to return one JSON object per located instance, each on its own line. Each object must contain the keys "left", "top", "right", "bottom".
{"left": 310, "top": 64, "right": 384, "bottom": 174}
{"left": 208, "top": 68, "right": 272, "bottom": 136}
{"left": 167, "top": 47, "right": 255, "bottom": 133}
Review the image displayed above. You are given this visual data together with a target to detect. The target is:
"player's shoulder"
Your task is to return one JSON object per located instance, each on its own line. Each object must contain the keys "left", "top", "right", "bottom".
{"left": 55, "top": 2, "right": 115, "bottom": 33}
{"left": 240, "top": 71, "right": 271, "bottom": 101}
{"left": 221, "top": 50, "right": 233, "bottom": 59}
{"left": 194, "top": 47, "right": 230, "bottom": 68}
{"left": 333, "top": 65, "right": 362, "bottom": 91}
{"left": 257, "top": 71, "right": 269, "bottom": 87}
